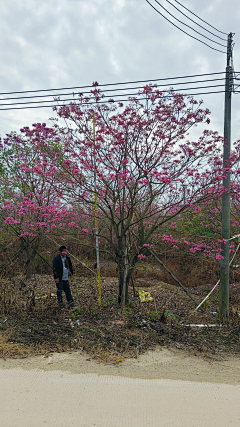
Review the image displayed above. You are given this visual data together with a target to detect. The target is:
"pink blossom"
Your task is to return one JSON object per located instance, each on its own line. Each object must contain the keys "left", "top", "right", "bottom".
{"left": 82, "top": 228, "right": 89, "bottom": 234}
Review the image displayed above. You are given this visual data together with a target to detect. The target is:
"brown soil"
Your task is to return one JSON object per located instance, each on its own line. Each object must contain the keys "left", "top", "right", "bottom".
{"left": 0, "top": 274, "right": 240, "bottom": 362}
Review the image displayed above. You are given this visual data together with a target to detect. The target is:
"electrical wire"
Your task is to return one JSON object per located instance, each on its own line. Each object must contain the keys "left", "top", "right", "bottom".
{"left": 146, "top": 0, "right": 226, "bottom": 53}
{"left": 0, "top": 72, "right": 226, "bottom": 96}
{"left": 0, "top": 90, "right": 227, "bottom": 111}
{"left": 172, "top": 0, "right": 228, "bottom": 36}
{"left": 0, "top": 72, "right": 236, "bottom": 111}
{"left": 0, "top": 77, "right": 226, "bottom": 102}
{"left": 153, "top": 0, "right": 226, "bottom": 47}
{"left": 165, "top": 0, "right": 226, "bottom": 41}
{"left": 0, "top": 84, "right": 226, "bottom": 108}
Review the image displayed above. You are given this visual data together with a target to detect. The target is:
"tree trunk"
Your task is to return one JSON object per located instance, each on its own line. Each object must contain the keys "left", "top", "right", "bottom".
{"left": 117, "top": 246, "right": 138, "bottom": 306}
{"left": 117, "top": 255, "right": 126, "bottom": 305}
{"left": 121, "top": 231, "right": 128, "bottom": 308}
{"left": 22, "top": 236, "right": 40, "bottom": 280}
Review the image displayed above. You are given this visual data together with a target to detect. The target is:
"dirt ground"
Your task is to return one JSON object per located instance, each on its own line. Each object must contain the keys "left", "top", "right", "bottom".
{"left": 1, "top": 274, "right": 240, "bottom": 363}
{"left": 0, "top": 346, "right": 240, "bottom": 385}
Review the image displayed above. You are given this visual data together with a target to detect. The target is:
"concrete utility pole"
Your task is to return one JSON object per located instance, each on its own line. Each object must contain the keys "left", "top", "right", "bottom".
{"left": 219, "top": 33, "right": 234, "bottom": 319}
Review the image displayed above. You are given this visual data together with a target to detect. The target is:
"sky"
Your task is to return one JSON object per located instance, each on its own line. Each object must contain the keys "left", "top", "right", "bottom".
{"left": 0, "top": 0, "right": 240, "bottom": 142}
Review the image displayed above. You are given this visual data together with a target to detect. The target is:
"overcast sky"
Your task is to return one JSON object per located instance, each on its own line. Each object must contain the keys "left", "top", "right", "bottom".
{"left": 0, "top": 0, "right": 240, "bottom": 142}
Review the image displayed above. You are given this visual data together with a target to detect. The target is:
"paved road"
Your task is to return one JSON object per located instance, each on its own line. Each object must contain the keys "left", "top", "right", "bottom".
{"left": 1, "top": 366, "right": 240, "bottom": 427}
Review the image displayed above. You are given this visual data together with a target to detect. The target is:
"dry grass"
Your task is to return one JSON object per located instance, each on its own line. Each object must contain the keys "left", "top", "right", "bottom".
{"left": 0, "top": 272, "right": 240, "bottom": 362}
{"left": 0, "top": 329, "right": 36, "bottom": 359}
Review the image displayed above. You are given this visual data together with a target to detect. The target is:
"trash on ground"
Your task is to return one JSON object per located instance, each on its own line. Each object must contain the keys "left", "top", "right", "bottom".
{"left": 138, "top": 290, "right": 153, "bottom": 303}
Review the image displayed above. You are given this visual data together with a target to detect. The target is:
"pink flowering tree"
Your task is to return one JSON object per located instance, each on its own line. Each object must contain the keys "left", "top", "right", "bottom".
{"left": 17, "top": 84, "right": 235, "bottom": 305}
{"left": 159, "top": 141, "right": 240, "bottom": 260}
{"left": 0, "top": 127, "right": 79, "bottom": 278}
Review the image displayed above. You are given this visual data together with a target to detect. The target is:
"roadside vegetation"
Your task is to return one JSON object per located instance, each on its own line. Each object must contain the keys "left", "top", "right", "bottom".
{"left": 1, "top": 86, "right": 240, "bottom": 361}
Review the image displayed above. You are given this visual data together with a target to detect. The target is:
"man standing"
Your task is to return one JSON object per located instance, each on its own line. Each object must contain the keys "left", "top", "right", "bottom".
{"left": 53, "top": 246, "right": 74, "bottom": 307}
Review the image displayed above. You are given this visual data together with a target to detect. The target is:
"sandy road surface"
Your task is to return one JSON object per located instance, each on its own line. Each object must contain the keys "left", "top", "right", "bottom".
{"left": 1, "top": 348, "right": 240, "bottom": 427}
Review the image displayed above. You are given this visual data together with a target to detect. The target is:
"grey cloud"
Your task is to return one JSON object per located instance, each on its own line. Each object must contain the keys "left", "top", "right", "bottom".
{"left": 0, "top": 0, "right": 239, "bottom": 141}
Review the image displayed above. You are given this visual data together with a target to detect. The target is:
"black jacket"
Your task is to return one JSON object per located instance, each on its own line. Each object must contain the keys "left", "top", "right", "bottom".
{"left": 53, "top": 254, "right": 73, "bottom": 281}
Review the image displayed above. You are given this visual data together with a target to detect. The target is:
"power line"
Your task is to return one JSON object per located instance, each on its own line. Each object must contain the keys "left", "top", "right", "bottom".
{"left": 153, "top": 0, "right": 226, "bottom": 47}
{"left": 165, "top": 0, "right": 226, "bottom": 41}
{"left": 146, "top": 0, "right": 226, "bottom": 53}
{"left": 0, "top": 77, "right": 226, "bottom": 102}
{"left": 0, "top": 72, "right": 226, "bottom": 96}
{"left": 0, "top": 90, "right": 227, "bottom": 111}
{"left": 172, "top": 0, "right": 228, "bottom": 36}
{"left": 0, "top": 84, "right": 226, "bottom": 108}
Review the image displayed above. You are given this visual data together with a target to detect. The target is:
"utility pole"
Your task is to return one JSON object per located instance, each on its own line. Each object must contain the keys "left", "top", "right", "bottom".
{"left": 219, "top": 33, "right": 234, "bottom": 319}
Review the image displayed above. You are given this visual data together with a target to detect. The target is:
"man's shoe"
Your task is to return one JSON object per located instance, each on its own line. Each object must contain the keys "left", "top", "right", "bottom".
{"left": 68, "top": 301, "right": 75, "bottom": 308}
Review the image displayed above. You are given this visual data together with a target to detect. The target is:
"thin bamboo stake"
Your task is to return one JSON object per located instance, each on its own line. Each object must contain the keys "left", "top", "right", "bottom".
{"left": 131, "top": 231, "right": 202, "bottom": 310}
{"left": 149, "top": 249, "right": 203, "bottom": 310}
{"left": 93, "top": 113, "right": 102, "bottom": 310}
{"left": 194, "top": 241, "right": 240, "bottom": 312}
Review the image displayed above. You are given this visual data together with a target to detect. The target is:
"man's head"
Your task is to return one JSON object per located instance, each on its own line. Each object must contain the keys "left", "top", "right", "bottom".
{"left": 59, "top": 245, "right": 68, "bottom": 257}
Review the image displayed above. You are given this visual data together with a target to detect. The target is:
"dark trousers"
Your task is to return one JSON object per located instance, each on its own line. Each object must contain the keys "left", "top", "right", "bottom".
{"left": 56, "top": 280, "right": 73, "bottom": 305}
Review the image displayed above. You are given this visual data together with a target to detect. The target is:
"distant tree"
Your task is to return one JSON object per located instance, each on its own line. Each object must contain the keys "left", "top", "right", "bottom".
{"left": 0, "top": 127, "right": 77, "bottom": 279}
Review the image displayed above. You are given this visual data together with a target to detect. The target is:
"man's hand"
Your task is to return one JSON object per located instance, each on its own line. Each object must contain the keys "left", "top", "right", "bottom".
{"left": 55, "top": 279, "right": 59, "bottom": 284}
